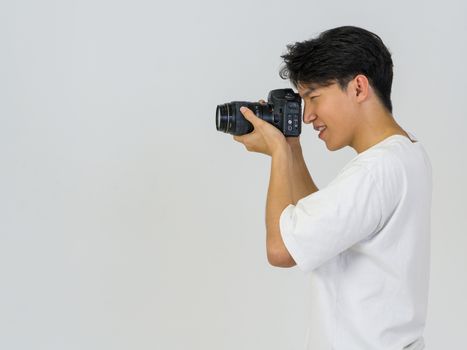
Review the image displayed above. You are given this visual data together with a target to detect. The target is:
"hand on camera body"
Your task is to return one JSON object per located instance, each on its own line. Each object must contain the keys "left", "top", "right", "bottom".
{"left": 232, "top": 100, "right": 286, "bottom": 157}
{"left": 233, "top": 99, "right": 300, "bottom": 157}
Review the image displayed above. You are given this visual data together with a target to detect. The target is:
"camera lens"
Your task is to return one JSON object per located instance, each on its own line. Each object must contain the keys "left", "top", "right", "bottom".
{"left": 215, "top": 101, "right": 273, "bottom": 136}
{"left": 216, "top": 104, "right": 230, "bottom": 133}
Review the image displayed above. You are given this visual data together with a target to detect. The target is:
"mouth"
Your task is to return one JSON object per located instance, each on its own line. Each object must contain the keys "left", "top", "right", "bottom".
{"left": 315, "top": 125, "right": 327, "bottom": 139}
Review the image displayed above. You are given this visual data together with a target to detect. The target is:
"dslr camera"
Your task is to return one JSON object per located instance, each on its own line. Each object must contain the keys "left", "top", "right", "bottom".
{"left": 215, "top": 88, "right": 302, "bottom": 136}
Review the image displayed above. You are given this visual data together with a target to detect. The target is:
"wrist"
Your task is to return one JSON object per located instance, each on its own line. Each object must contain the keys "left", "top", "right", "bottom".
{"left": 272, "top": 142, "right": 293, "bottom": 159}
{"left": 286, "top": 137, "right": 302, "bottom": 151}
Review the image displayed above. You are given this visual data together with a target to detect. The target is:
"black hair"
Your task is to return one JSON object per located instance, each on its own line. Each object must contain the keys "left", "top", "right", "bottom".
{"left": 279, "top": 26, "right": 394, "bottom": 113}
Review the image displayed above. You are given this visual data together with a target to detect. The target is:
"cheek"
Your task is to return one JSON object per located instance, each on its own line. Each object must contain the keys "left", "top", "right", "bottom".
{"left": 328, "top": 98, "right": 353, "bottom": 124}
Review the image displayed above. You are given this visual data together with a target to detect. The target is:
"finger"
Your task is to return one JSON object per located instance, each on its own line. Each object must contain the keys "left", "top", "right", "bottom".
{"left": 240, "top": 106, "right": 261, "bottom": 127}
{"left": 258, "top": 99, "right": 267, "bottom": 105}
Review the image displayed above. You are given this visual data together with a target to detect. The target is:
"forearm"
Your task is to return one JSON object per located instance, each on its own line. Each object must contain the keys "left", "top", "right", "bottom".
{"left": 288, "top": 142, "right": 319, "bottom": 204}
{"left": 265, "top": 145, "right": 294, "bottom": 263}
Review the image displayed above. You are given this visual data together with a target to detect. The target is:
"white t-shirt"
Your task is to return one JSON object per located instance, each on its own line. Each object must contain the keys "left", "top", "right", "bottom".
{"left": 279, "top": 133, "right": 432, "bottom": 350}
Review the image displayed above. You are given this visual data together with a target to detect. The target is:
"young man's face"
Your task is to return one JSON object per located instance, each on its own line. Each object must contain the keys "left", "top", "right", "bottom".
{"left": 297, "top": 81, "right": 358, "bottom": 151}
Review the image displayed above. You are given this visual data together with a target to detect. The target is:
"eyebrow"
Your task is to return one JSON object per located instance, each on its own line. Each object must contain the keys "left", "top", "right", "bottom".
{"left": 298, "top": 85, "right": 318, "bottom": 98}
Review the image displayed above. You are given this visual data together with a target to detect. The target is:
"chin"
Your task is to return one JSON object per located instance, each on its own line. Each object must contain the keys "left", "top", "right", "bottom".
{"left": 325, "top": 142, "right": 345, "bottom": 151}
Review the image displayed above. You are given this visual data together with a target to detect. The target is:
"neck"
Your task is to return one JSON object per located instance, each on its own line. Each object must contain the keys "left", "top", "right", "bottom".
{"left": 350, "top": 109, "right": 409, "bottom": 154}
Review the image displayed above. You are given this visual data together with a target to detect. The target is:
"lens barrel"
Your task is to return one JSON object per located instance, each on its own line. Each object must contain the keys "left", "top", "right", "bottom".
{"left": 216, "top": 104, "right": 231, "bottom": 133}
{"left": 215, "top": 102, "right": 273, "bottom": 136}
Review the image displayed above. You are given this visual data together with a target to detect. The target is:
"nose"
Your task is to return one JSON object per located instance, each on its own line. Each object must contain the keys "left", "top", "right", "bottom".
{"left": 302, "top": 102, "right": 317, "bottom": 124}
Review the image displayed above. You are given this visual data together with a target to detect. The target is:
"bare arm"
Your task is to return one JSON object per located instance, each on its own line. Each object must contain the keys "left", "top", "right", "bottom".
{"left": 257, "top": 99, "right": 318, "bottom": 203}
{"left": 286, "top": 137, "right": 319, "bottom": 204}
{"left": 240, "top": 101, "right": 317, "bottom": 267}
{"left": 265, "top": 138, "right": 318, "bottom": 267}
{"left": 265, "top": 145, "right": 295, "bottom": 267}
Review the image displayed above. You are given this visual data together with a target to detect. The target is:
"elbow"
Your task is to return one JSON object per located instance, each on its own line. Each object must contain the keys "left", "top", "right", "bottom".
{"left": 267, "top": 246, "right": 297, "bottom": 268}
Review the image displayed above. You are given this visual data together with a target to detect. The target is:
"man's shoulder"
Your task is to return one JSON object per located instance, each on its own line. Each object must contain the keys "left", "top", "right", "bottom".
{"left": 339, "top": 144, "right": 403, "bottom": 179}
{"left": 346, "top": 135, "right": 420, "bottom": 174}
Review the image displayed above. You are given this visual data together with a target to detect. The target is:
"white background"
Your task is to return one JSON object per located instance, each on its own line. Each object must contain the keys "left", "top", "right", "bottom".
{"left": 1, "top": 0, "right": 466, "bottom": 349}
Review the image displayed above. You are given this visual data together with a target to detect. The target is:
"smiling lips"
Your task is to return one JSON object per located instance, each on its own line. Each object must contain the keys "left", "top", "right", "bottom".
{"left": 314, "top": 124, "right": 327, "bottom": 139}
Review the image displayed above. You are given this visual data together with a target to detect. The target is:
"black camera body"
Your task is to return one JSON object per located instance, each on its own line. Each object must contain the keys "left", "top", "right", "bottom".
{"left": 216, "top": 88, "right": 302, "bottom": 136}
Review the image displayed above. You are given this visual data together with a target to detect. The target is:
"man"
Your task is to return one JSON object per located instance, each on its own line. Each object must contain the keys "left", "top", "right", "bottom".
{"left": 233, "top": 26, "right": 432, "bottom": 350}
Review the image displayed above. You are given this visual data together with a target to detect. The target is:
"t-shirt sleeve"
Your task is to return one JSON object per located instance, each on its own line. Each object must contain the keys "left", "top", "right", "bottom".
{"left": 279, "top": 164, "right": 384, "bottom": 273}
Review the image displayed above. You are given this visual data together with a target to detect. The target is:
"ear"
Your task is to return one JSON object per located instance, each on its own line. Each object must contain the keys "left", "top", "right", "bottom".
{"left": 351, "top": 74, "right": 370, "bottom": 103}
